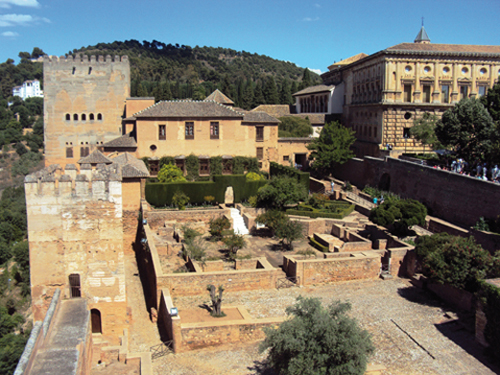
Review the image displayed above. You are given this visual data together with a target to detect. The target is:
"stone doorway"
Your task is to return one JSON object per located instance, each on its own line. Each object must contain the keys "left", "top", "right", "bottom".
{"left": 91, "top": 309, "right": 102, "bottom": 334}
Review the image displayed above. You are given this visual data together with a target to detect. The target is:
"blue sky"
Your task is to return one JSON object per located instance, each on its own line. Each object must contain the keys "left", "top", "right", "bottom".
{"left": 1, "top": 0, "right": 499, "bottom": 74}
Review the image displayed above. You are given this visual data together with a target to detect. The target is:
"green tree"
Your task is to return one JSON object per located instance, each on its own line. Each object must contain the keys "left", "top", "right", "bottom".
{"left": 31, "top": 47, "right": 45, "bottom": 59}
{"left": 280, "top": 79, "right": 294, "bottom": 105}
{"left": 222, "top": 233, "right": 246, "bottom": 258}
{"left": 307, "top": 121, "right": 356, "bottom": 174}
{"left": 260, "top": 297, "right": 374, "bottom": 375}
{"left": 415, "top": 234, "right": 500, "bottom": 292}
{"left": 256, "top": 176, "right": 307, "bottom": 210}
{"left": 436, "top": 98, "right": 496, "bottom": 161}
{"left": 410, "top": 112, "right": 441, "bottom": 153}
{"left": 370, "top": 199, "right": 427, "bottom": 236}
{"left": 253, "top": 81, "right": 265, "bottom": 107}
{"left": 157, "top": 163, "right": 186, "bottom": 183}
{"left": 241, "top": 79, "right": 254, "bottom": 110}
{"left": 299, "top": 68, "right": 313, "bottom": 90}
{"left": 278, "top": 116, "right": 313, "bottom": 138}
{"left": 481, "top": 82, "right": 500, "bottom": 123}
{"left": 172, "top": 191, "right": 190, "bottom": 210}
{"left": 274, "top": 217, "right": 304, "bottom": 250}
{"left": 209, "top": 216, "right": 231, "bottom": 240}
{"left": 256, "top": 210, "right": 287, "bottom": 235}
{"left": 263, "top": 76, "right": 279, "bottom": 104}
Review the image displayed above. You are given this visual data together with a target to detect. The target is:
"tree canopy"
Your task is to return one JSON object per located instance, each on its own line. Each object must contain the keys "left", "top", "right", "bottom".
{"left": 157, "top": 163, "right": 186, "bottom": 183}
{"left": 260, "top": 297, "right": 374, "bottom": 375}
{"left": 307, "top": 121, "right": 356, "bottom": 173}
{"left": 256, "top": 176, "right": 307, "bottom": 210}
{"left": 370, "top": 198, "right": 427, "bottom": 236}
{"left": 278, "top": 116, "right": 313, "bottom": 138}
{"left": 435, "top": 98, "right": 497, "bottom": 161}
{"left": 410, "top": 112, "right": 441, "bottom": 152}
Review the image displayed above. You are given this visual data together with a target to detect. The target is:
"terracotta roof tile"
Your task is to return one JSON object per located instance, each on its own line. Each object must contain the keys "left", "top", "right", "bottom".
{"left": 205, "top": 89, "right": 234, "bottom": 105}
{"left": 242, "top": 111, "right": 279, "bottom": 124}
{"left": 110, "top": 153, "right": 150, "bottom": 178}
{"left": 281, "top": 113, "right": 325, "bottom": 125}
{"left": 77, "top": 150, "right": 113, "bottom": 165}
{"left": 293, "top": 85, "right": 335, "bottom": 96}
{"left": 385, "top": 43, "right": 500, "bottom": 54}
{"left": 134, "top": 100, "right": 244, "bottom": 118}
{"left": 251, "top": 105, "right": 291, "bottom": 118}
{"left": 103, "top": 133, "right": 137, "bottom": 148}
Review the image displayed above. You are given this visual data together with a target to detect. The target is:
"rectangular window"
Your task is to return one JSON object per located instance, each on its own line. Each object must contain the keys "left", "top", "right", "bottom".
{"left": 199, "top": 159, "right": 209, "bottom": 175}
{"left": 185, "top": 122, "right": 194, "bottom": 140}
{"left": 403, "top": 128, "right": 411, "bottom": 139}
{"left": 423, "top": 85, "right": 431, "bottom": 103}
{"left": 403, "top": 84, "right": 412, "bottom": 102}
{"left": 283, "top": 155, "right": 289, "bottom": 162}
{"left": 210, "top": 122, "right": 219, "bottom": 139}
{"left": 256, "top": 147, "right": 264, "bottom": 160}
{"left": 159, "top": 125, "right": 166, "bottom": 140}
{"left": 256, "top": 127, "right": 264, "bottom": 141}
{"left": 80, "top": 147, "right": 89, "bottom": 157}
{"left": 441, "top": 85, "right": 450, "bottom": 103}
{"left": 66, "top": 147, "right": 73, "bottom": 158}
{"left": 69, "top": 274, "right": 81, "bottom": 298}
{"left": 478, "top": 86, "right": 487, "bottom": 97}
{"left": 460, "top": 85, "right": 469, "bottom": 100}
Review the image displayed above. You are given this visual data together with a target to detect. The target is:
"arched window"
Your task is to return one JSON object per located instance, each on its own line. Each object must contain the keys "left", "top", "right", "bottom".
{"left": 73, "top": 114, "right": 78, "bottom": 121}
{"left": 81, "top": 114, "right": 86, "bottom": 121}
{"left": 91, "top": 309, "right": 102, "bottom": 334}
{"left": 97, "top": 113, "right": 102, "bottom": 121}
{"left": 89, "top": 113, "right": 95, "bottom": 121}
{"left": 65, "top": 114, "right": 70, "bottom": 121}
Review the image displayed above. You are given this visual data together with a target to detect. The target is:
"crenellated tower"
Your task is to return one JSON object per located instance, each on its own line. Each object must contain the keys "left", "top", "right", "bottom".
{"left": 43, "top": 54, "right": 130, "bottom": 167}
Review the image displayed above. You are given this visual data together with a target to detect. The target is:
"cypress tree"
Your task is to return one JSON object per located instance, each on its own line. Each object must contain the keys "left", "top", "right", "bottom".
{"left": 263, "top": 76, "right": 279, "bottom": 104}
{"left": 253, "top": 80, "right": 265, "bottom": 107}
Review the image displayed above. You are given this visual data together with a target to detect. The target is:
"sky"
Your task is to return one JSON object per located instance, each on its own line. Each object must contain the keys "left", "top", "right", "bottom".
{"left": 1, "top": 0, "right": 500, "bottom": 75}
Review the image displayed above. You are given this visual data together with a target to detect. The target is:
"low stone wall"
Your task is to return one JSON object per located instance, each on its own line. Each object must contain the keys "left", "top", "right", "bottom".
{"left": 284, "top": 253, "right": 381, "bottom": 286}
{"left": 426, "top": 281, "right": 475, "bottom": 312}
{"left": 144, "top": 207, "right": 232, "bottom": 230}
{"left": 388, "top": 248, "right": 414, "bottom": 277}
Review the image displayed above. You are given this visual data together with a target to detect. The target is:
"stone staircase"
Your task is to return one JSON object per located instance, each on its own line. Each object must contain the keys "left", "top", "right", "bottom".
{"left": 230, "top": 207, "right": 249, "bottom": 235}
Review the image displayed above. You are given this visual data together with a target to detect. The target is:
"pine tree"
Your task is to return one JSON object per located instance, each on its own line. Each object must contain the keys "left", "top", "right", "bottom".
{"left": 263, "top": 76, "right": 279, "bottom": 104}
{"left": 253, "top": 80, "right": 265, "bottom": 107}
{"left": 241, "top": 80, "right": 254, "bottom": 110}
{"left": 291, "top": 81, "right": 299, "bottom": 96}
{"left": 280, "top": 79, "right": 293, "bottom": 105}
{"left": 137, "top": 83, "right": 148, "bottom": 97}
{"left": 299, "top": 68, "right": 313, "bottom": 90}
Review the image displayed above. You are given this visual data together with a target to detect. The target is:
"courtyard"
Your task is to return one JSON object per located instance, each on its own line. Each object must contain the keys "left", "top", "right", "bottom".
{"left": 152, "top": 278, "right": 499, "bottom": 375}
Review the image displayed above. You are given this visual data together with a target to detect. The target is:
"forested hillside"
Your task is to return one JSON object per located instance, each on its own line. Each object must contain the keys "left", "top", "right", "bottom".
{"left": 72, "top": 40, "right": 321, "bottom": 109}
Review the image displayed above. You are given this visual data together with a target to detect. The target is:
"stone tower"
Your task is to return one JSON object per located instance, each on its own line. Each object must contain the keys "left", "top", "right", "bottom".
{"left": 43, "top": 55, "right": 130, "bottom": 167}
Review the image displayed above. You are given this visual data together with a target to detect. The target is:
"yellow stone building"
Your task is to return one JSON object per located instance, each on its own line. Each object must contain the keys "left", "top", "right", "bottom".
{"left": 320, "top": 27, "right": 500, "bottom": 156}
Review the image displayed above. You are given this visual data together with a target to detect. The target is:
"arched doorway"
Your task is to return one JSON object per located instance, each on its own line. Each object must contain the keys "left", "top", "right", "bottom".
{"left": 378, "top": 173, "right": 391, "bottom": 191}
{"left": 91, "top": 309, "right": 102, "bottom": 334}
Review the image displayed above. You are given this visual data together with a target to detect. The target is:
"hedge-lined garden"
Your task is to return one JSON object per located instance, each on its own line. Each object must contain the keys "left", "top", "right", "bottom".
{"left": 146, "top": 174, "right": 267, "bottom": 207}
{"left": 287, "top": 201, "right": 355, "bottom": 220}
{"left": 270, "top": 162, "right": 309, "bottom": 191}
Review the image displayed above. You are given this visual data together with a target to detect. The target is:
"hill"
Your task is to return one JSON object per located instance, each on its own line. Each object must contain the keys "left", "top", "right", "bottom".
{"left": 72, "top": 40, "right": 321, "bottom": 109}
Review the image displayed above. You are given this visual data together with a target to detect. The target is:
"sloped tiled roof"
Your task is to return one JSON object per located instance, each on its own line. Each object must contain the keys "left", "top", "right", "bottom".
{"left": 293, "top": 85, "right": 335, "bottom": 96}
{"left": 414, "top": 26, "right": 430, "bottom": 43}
{"left": 77, "top": 150, "right": 112, "bottom": 165}
{"left": 205, "top": 89, "right": 234, "bottom": 105}
{"left": 242, "top": 111, "right": 279, "bottom": 124}
{"left": 134, "top": 100, "right": 244, "bottom": 118}
{"left": 327, "top": 53, "right": 369, "bottom": 70}
{"left": 282, "top": 113, "right": 325, "bottom": 125}
{"left": 251, "top": 105, "right": 291, "bottom": 118}
{"left": 110, "top": 153, "right": 150, "bottom": 178}
{"left": 385, "top": 43, "right": 500, "bottom": 54}
{"left": 103, "top": 133, "right": 137, "bottom": 148}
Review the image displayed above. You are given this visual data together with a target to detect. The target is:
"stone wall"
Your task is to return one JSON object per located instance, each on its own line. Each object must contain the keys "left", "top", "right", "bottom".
{"left": 144, "top": 207, "right": 232, "bottom": 230}
{"left": 284, "top": 253, "right": 381, "bottom": 286}
{"left": 335, "top": 156, "right": 500, "bottom": 228}
{"left": 25, "top": 164, "right": 128, "bottom": 341}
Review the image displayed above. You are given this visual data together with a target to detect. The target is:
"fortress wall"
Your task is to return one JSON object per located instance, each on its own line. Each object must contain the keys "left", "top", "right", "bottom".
{"left": 25, "top": 164, "right": 128, "bottom": 342}
{"left": 335, "top": 156, "right": 500, "bottom": 228}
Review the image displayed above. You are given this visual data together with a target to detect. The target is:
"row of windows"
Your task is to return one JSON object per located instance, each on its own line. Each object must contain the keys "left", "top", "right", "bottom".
{"left": 402, "top": 83, "right": 487, "bottom": 103}
{"left": 66, "top": 146, "right": 90, "bottom": 158}
{"left": 299, "top": 95, "right": 329, "bottom": 113}
{"left": 65, "top": 113, "right": 103, "bottom": 122}
{"left": 148, "top": 151, "right": 265, "bottom": 175}
{"left": 158, "top": 123, "right": 264, "bottom": 142}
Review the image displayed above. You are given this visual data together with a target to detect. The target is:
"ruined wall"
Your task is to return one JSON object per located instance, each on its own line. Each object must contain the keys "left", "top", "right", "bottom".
{"left": 25, "top": 164, "right": 128, "bottom": 341}
{"left": 335, "top": 156, "right": 500, "bottom": 228}
{"left": 44, "top": 55, "right": 130, "bottom": 167}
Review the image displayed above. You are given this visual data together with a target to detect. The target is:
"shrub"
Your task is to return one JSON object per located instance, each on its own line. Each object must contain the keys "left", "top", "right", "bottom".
{"left": 186, "top": 154, "right": 199, "bottom": 181}
{"left": 159, "top": 156, "right": 175, "bottom": 169}
{"left": 260, "top": 297, "right": 374, "bottom": 375}
{"left": 256, "top": 176, "right": 307, "bottom": 210}
{"left": 245, "top": 171, "right": 265, "bottom": 181}
{"left": 181, "top": 225, "right": 202, "bottom": 244}
{"left": 370, "top": 199, "right": 427, "bottom": 236}
{"left": 172, "top": 191, "right": 190, "bottom": 210}
{"left": 274, "top": 218, "right": 304, "bottom": 250}
{"left": 308, "top": 193, "right": 330, "bottom": 208}
{"left": 204, "top": 196, "right": 215, "bottom": 204}
{"left": 209, "top": 216, "right": 231, "bottom": 240}
{"left": 256, "top": 210, "right": 287, "bottom": 235}
{"left": 209, "top": 156, "right": 223, "bottom": 176}
{"left": 222, "top": 233, "right": 247, "bottom": 259}
{"left": 415, "top": 234, "right": 500, "bottom": 292}
{"left": 157, "top": 163, "right": 186, "bottom": 183}
{"left": 248, "top": 195, "right": 257, "bottom": 208}
{"left": 182, "top": 236, "right": 206, "bottom": 263}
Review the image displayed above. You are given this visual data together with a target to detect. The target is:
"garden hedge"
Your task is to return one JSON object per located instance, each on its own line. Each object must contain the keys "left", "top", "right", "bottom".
{"left": 270, "top": 162, "right": 309, "bottom": 191}
{"left": 287, "top": 202, "right": 355, "bottom": 219}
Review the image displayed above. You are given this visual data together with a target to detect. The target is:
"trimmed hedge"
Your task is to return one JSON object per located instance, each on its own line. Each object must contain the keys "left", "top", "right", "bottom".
{"left": 309, "top": 237, "right": 329, "bottom": 252}
{"left": 146, "top": 175, "right": 267, "bottom": 207}
{"left": 287, "top": 202, "right": 355, "bottom": 219}
{"left": 480, "top": 281, "right": 500, "bottom": 358}
{"left": 270, "top": 162, "right": 309, "bottom": 191}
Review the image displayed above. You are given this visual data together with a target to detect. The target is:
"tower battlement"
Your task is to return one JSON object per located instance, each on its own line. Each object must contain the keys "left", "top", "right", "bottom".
{"left": 43, "top": 54, "right": 129, "bottom": 65}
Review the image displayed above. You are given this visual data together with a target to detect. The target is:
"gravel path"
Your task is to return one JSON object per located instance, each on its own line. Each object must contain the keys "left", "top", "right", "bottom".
{"left": 153, "top": 278, "right": 499, "bottom": 375}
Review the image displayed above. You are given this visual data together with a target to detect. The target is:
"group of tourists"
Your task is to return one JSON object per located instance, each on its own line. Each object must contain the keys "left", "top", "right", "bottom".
{"left": 434, "top": 159, "right": 500, "bottom": 182}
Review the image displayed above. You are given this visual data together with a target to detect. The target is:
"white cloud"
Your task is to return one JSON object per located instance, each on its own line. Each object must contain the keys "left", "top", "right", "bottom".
{"left": 0, "top": 0, "right": 40, "bottom": 8}
{"left": 303, "top": 17, "right": 319, "bottom": 22}
{"left": 1, "top": 30, "right": 18, "bottom": 36}
{"left": 0, "top": 13, "right": 49, "bottom": 26}
{"left": 310, "top": 68, "right": 322, "bottom": 75}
